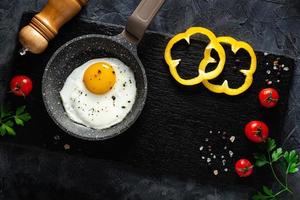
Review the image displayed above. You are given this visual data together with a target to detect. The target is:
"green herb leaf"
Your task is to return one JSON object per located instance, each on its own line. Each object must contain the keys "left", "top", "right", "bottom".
{"left": 15, "top": 118, "right": 24, "bottom": 126}
{"left": 0, "top": 124, "right": 7, "bottom": 136}
{"left": 254, "top": 153, "right": 268, "bottom": 167}
{"left": 272, "top": 148, "right": 283, "bottom": 162}
{"left": 4, "top": 124, "right": 16, "bottom": 136}
{"left": 288, "top": 163, "right": 299, "bottom": 174}
{"left": 288, "top": 150, "right": 298, "bottom": 163}
{"left": 0, "top": 104, "right": 31, "bottom": 136}
{"left": 17, "top": 113, "right": 31, "bottom": 122}
{"left": 267, "top": 138, "right": 276, "bottom": 152}
{"left": 262, "top": 185, "right": 273, "bottom": 196}
{"left": 16, "top": 106, "right": 26, "bottom": 115}
{"left": 3, "top": 120, "right": 15, "bottom": 136}
{"left": 252, "top": 191, "right": 270, "bottom": 200}
{"left": 5, "top": 120, "right": 14, "bottom": 127}
{"left": 284, "top": 150, "right": 299, "bottom": 174}
{"left": 0, "top": 104, "right": 12, "bottom": 119}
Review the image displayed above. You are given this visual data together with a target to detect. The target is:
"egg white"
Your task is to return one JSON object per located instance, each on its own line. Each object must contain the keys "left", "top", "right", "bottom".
{"left": 60, "top": 58, "right": 137, "bottom": 130}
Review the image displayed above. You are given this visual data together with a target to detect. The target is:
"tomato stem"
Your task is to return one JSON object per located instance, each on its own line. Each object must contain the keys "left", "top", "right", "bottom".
{"left": 264, "top": 91, "right": 278, "bottom": 103}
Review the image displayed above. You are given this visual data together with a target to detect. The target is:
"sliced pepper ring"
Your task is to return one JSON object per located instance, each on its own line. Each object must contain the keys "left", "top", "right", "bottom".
{"left": 164, "top": 27, "right": 226, "bottom": 86}
{"left": 200, "top": 36, "right": 257, "bottom": 96}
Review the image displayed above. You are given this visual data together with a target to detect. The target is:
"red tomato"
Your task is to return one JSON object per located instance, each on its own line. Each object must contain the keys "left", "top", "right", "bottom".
{"left": 259, "top": 88, "right": 279, "bottom": 108}
{"left": 244, "top": 121, "right": 269, "bottom": 143}
{"left": 235, "top": 159, "right": 254, "bottom": 177}
{"left": 10, "top": 75, "right": 33, "bottom": 97}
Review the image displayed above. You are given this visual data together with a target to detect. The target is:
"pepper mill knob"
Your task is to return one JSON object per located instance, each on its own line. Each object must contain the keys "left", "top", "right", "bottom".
{"left": 19, "top": 0, "right": 88, "bottom": 55}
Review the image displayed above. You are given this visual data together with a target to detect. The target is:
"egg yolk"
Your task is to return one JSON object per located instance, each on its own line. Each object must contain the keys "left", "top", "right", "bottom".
{"left": 83, "top": 62, "right": 116, "bottom": 94}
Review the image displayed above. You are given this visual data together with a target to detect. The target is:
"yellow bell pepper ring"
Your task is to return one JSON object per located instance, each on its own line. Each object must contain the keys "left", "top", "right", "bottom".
{"left": 164, "top": 27, "right": 226, "bottom": 86}
{"left": 201, "top": 36, "right": 257, "bottom": 96}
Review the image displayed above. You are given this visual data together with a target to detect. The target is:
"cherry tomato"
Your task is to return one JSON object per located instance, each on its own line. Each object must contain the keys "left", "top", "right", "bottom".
{"left": 259, "top": 88, "right": 279, "bottom": 108}
{"left": 235, "top": 159, "right": 253, "bottom": 177}
{"left": 10, "top": 75, "right": 33, "bottom": 97}
{"left": 244, "top": 120, "right": 269, "bottom": 143}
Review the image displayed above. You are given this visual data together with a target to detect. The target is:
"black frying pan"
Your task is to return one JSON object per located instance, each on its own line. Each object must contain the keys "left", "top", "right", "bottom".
{"left": 42, "top": 0, "right": 165, "bottom": 140}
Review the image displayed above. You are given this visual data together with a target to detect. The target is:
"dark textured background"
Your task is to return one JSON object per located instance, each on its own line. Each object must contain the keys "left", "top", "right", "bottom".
{"left": 0, "top": 0, "right": 300, "bottom": 199}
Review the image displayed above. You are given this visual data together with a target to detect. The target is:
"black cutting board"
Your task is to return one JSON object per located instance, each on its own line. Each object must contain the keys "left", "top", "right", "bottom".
{"left": 0, "top": 13, "right": 295, "bottom": 187}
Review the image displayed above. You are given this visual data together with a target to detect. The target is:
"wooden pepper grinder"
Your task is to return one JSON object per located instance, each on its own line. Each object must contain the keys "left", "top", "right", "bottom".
{"left": 19, "top": 0, "right": 88, "bottom": 55}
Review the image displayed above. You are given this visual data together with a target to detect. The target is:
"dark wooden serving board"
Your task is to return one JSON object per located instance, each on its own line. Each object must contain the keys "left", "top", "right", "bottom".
{"left": 0, "top": 13, "right": 295, "bottom": 187}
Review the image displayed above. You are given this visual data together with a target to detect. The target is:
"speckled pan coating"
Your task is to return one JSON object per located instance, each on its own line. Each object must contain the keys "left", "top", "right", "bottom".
{"left": 42, "top": 34, "right": 147, "bottom": 141}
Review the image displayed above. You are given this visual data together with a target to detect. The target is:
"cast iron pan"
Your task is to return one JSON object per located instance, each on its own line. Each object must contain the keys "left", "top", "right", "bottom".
{"left": 42, "top": 0, "right": 165, "bottom": 140}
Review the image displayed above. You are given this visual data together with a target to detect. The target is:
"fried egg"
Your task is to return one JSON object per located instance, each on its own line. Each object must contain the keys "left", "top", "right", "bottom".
{"left": 60, "top": 58, "right": 137, "bottom": 130}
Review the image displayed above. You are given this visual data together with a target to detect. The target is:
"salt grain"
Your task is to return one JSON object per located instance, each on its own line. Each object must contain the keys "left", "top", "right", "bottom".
{"left": 64, "top": 144, "right": 71, "bottom": 150}
{"left": 213, "top": 170, "right": 219, "bottom": 176}
{"left": 199, "top": 146, "right": 204, "bottom": 151}
{"left": 229, "top": 150, "right": 234, "bottom": 157}
{"left": 222, "top": 159, "right": 226, "bottom": 166}
{"left": 54, "top": 135, "right": 60, "bottom": 140}
{"left": 207, "top": 158, "right": 211, "bottom": 163}
{"left": 229, "top": 136, "right": 235, "bottom": 143}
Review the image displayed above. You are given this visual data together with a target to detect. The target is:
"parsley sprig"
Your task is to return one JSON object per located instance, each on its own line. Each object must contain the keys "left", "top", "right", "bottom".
{"left": 0, "top": 104, "right": 31, "bottom": 136}
{"left": 253, "top": 138, "right": 300, "bottom": 200}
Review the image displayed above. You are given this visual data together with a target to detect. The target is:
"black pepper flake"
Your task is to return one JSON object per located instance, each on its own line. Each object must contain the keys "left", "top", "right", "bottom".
{"left": 122, "top": 106, "right": 126, "bottom": 109}
{"left": 112, "top": 71, "right": 115, "bottom": 74}
{"left": 110, "top": 87, "right": 112, "bottom": 90}
{"left": 98, "top": 70, "right": 101, "bottom": 74}
{"left": 128, "top": 101, "right": 131, "bottom": 103}
{"left": 123, "top": 82, "right": 127, "bottom": 87}
{"left": 116, "top": 115, "right": 119, "bottom": 118}
{"left": 112, "top": 96, "right": 116, "bottom": 101}
{"left": 129, "top": 79, "right": 132, "bottom": 84}
{"left": 85, "top": 94, "right": 87, "bottom": 96}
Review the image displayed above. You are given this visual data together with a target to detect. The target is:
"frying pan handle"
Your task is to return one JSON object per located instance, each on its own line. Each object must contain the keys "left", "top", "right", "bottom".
{"left": 122, "top": 0, "right": 165, "bottom": 44}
